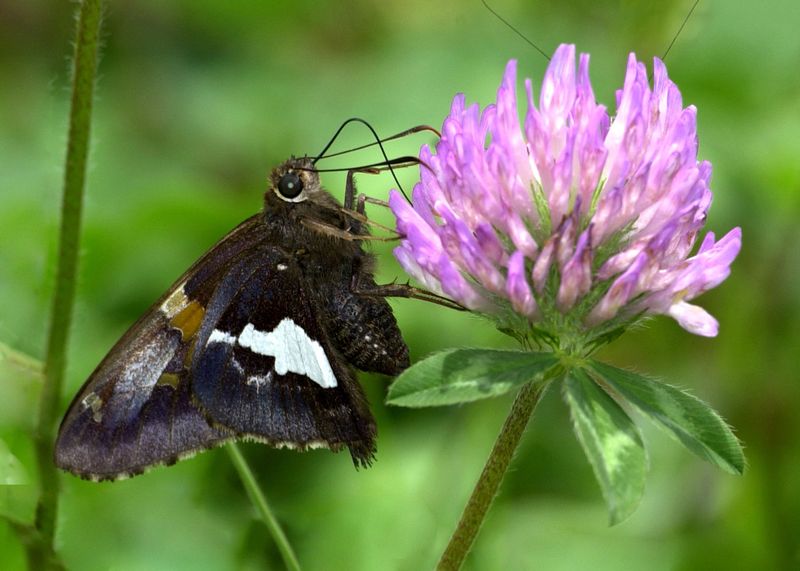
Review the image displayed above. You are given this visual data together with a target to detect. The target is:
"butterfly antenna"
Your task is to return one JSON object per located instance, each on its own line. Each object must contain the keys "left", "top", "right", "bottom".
{"left": 481, "top": 0, "right": 550, "bottom": 62}
{"left": 313, "top": 156, "right": 421, "bottom": 174}
{"left": 662, "top": 0, "right": 700, "bottom": 60}
{"left": 313, "top": 117, "right": 411, "bottom": 202}
{"left": 318, "top": 125, "right": 440, "bottom": 160}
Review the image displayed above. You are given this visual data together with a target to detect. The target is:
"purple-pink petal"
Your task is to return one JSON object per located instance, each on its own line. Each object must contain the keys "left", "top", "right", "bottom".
{"left": 507, "top": 251, "right": 537, "bottom": 317}
{"left": 668, "top": 301, "right": 719, "bottom": 337}
{"left": 558, "top": 229, "right": 592, "bottom": 310}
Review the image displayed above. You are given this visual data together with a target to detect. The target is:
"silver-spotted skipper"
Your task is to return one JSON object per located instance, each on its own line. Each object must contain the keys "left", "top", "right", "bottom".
{"left": 55, "top": 152, "right": 429, "bottom": 481}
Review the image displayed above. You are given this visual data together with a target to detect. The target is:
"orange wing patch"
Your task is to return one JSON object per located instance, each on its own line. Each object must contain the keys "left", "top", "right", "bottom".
{"left": 170, "top": 300, "right": 205, "bottom": 341}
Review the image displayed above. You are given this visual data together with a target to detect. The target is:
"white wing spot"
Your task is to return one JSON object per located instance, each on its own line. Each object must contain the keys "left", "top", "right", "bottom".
{"left": 246, "top": 372, "right": 273, "bottom": 394}
{"left": 238, "top": 319, "right": 337, "bottom": 388}
{"left": 208, "top": 329, "right": 237, "bottom": 345}
{"left": 247, "top": 372, "right": 272, "bottom": 387}
{"left": 276, "top": 263, "right": 288, "bottom": 271}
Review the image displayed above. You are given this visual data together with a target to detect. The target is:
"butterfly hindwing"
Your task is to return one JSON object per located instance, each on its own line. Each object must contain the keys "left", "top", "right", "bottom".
{"left": 55, "top": 217, "right": 267, "bottom": 480}
{"left": 191, "top": 246, "right": 377, "bottom": 465}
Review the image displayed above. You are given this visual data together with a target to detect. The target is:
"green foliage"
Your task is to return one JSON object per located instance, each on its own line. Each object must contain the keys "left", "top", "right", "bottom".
{"left": 388, "top": 346, "right": 744, "bottom": 527}
{"left": 564, "top": 368, "right": 647, "bottom": 525}
{"left": 589, "top": 361, "right": 745, "bottom": 475}
{"left": 0, "top": 344, "right": 41, "bottom": 527}
{"left": 0, "top": 440, "right": 27, "bottom": 486}
{"left": 386, "top": 348, "right": 557, "bottom": 407}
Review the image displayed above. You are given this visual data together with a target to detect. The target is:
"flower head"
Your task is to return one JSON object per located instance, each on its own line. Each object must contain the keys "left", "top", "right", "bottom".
{"left": 390, "top": 45, "right": 740, "bottom": 348}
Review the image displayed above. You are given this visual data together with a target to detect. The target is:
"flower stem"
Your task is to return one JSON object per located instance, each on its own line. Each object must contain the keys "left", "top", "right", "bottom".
{"left": 437, "top": 380, "right": 548, "bottom": 571}
{"left": 33, "top": 0, "right": 104, "bottom": 568}
{"left": 226, "top": 443, "right": 302, "bottom": 571}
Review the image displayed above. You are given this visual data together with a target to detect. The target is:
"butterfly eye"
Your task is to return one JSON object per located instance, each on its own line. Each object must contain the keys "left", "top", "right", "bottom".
{"left": 277, "top": 172, "right": 304, "bottom": 199}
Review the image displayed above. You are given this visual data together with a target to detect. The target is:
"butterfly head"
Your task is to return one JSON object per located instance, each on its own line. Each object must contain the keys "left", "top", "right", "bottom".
{"left": 268, "top": 157, "right": 321, "bottom": 204}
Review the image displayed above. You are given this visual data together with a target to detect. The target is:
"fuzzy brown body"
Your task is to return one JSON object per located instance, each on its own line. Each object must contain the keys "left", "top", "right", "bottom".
{"left": 55, "top": 157, "right": 408, "bottom": 480}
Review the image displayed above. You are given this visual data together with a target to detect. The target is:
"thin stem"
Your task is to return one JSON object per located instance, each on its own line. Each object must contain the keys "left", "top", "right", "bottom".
{"left": 33, "top": 0, "right": 104, "bottom": 568}
{"left": 226, "top": 443, "right": 302, "bottom": 571}
{"left": 437, "top": 381, "right": 549, "bottom": 571}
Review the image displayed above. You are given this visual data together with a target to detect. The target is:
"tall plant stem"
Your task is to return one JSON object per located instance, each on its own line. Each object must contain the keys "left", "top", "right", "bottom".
{"left": 437, "top": 381, "right": 548, "bottom": 571}
{"left": 227, "top": 443, "right": 302, "bottom": 571}
{"left": 33, "top": 0, "right": 104, "bottom": 567}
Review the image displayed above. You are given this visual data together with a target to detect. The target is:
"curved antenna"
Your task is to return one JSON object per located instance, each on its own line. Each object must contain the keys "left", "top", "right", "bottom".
{"left": 309, "top": 156, "right": 421, "bottom": 174}
{"left": 318, "top": 125, "right": 441, "bottom": 160}
{"left": 662, "top": 0, "right": 700, "bottom": 60}
{"left": 313, "top": 117, "right": 411, "bottom": 202}
{"left": 313, "top": 117, "right": 358, "bottom": 164}
{"left": 481, "top": 0, "right": 550, "bottom": 62}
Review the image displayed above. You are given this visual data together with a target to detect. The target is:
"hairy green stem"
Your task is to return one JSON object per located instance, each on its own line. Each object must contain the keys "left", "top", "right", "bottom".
{"left": 437, "top": 381, "right": 548, "bottom": 571}
{"left": 33, "top": 1, "right": 104, "bottom": 568}
{"left": 226, "top": 443, "right": 302, "bottom": 571}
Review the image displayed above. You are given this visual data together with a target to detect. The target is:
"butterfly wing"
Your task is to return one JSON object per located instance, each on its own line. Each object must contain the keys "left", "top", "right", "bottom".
{"left": 55, "top": 216, "right": 267, "bottom": 480}
{"left": 190, "top": 246, "right": 377, "bottom": 466}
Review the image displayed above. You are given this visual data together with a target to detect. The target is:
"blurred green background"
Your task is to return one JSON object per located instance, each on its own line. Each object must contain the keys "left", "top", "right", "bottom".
{"left": 1, "top": 0, "right": 799, "bottom": 569}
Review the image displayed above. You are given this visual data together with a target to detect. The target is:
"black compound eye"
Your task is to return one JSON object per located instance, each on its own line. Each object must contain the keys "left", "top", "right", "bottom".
{"left": 277, "top": 172, "right": 304, "bottom": 199}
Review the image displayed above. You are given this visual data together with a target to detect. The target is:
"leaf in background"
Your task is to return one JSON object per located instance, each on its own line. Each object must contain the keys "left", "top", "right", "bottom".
{"left": 0, "top": 342, "right": 42, "bottom": 434}
{"left": 0, "top": 435, "right": 36, "bottom": 526}
{"left": 0, "top": 439, "right": 27, "bottom": 486}
{"left": 0, "top": 344, "right": 41, "bottom": 525}
{"left": 564, "top": 368, "right": 647, "bottom": 525}
{"left": 0, "top": 342, "right": 43, "bottom": 379}
{"left": 386, "top": 348, "right": 557, "bottom": 407}
{"left": 589, "top": 360, "right": 745, "bottom": 475}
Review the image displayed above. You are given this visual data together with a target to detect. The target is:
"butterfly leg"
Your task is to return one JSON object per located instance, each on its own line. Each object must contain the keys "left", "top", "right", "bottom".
{"left": 343, "top": 168, "right": 359, "bottom": 212}
{"left": 302, "top": 168, "right": 402, "bottom": 240}
{"left": 342, "top": 170, "right": 401, "bottom": 236}
{"left": 347, "top": 255, "right": 465, "bottom": 311}
{"left": 352, "top": 277, "right": 467, "bottom": 311}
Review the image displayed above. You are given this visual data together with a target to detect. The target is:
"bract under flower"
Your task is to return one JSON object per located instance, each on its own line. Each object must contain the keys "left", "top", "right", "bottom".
{"left": 390, "top": 44, "right": 740, "bottom": 347}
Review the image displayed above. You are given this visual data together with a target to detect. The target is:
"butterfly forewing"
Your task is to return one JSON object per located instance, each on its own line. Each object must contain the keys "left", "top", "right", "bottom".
{"left": 191, "top": 246, "right": 377, "bottom": 465}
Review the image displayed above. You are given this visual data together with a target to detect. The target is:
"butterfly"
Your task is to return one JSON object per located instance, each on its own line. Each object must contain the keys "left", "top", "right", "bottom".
{"left": 55, "top": 155, "right": 428, "bottom": 480}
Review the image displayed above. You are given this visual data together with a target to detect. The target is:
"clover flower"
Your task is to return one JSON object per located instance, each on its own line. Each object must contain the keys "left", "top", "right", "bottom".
{"left": 390, "top": 44, "right": 740, "bottom": 347}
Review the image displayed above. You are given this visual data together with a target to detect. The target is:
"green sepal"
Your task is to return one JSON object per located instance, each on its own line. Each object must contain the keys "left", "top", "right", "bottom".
{"left": 386, "top": 348, "right": 558, "bottom": 407}
{"left": 564, "top": 368, "right": 647, "bottom": 525}
{"left": 589, "top": 360, "right": 745, "bottom": 475}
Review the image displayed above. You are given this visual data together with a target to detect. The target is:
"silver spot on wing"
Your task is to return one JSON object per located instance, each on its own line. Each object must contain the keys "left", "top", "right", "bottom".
{"left": 81, "top": 392, "right": 104, "bottom": 423}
